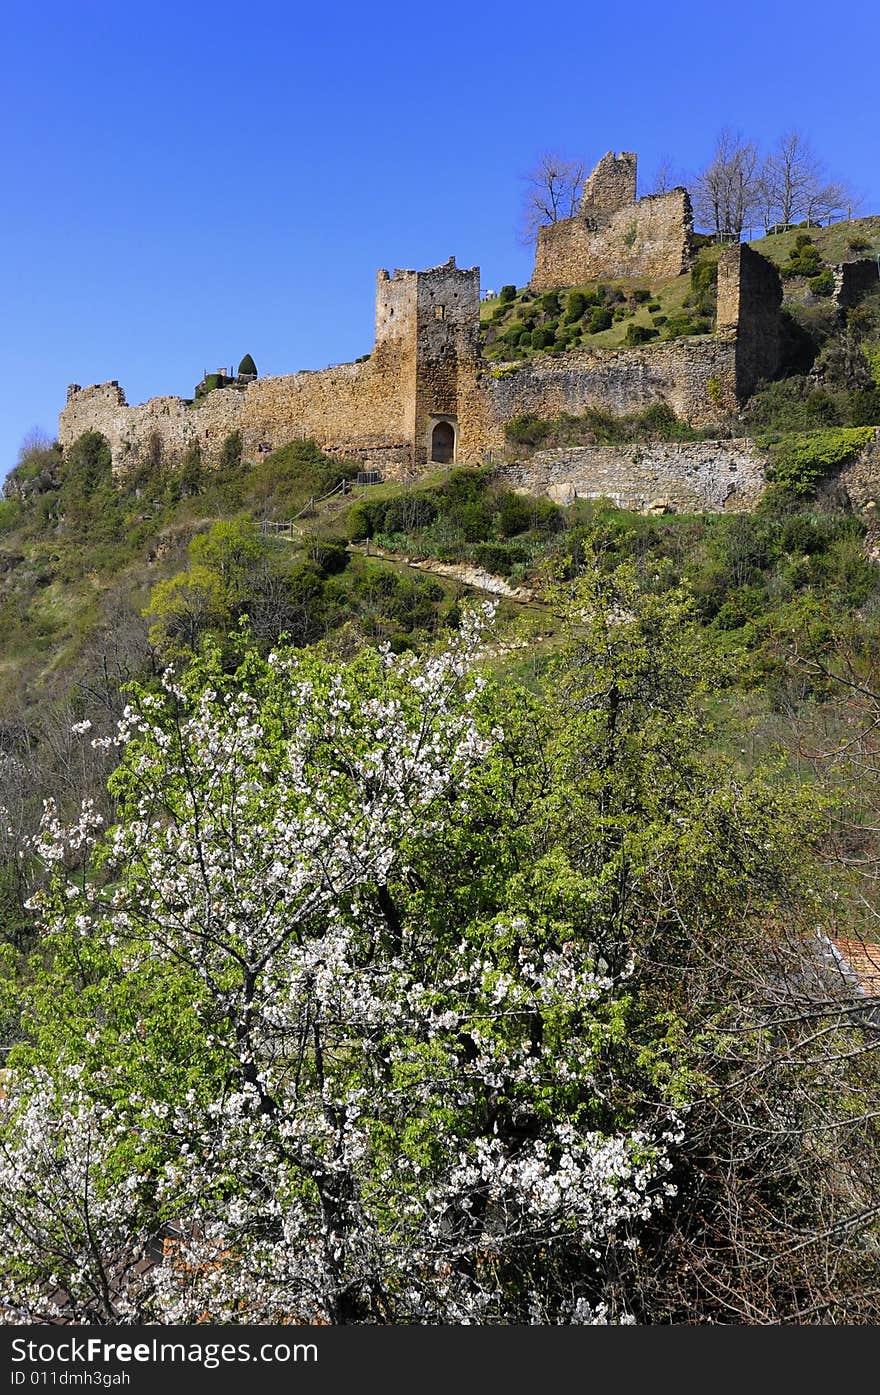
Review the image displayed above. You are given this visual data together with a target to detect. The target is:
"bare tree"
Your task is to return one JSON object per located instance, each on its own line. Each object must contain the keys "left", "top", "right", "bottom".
{"left": 693, "top": 129, "right": 761, "bottom": 239}
{"left": 760, "top": 130, "right": 857, "bottom": 231}
{"left": 519, "top": 150, "right": 585, "bottom": 244}
{"left": 647, "top": 156, "right": 678, "bottom": 196}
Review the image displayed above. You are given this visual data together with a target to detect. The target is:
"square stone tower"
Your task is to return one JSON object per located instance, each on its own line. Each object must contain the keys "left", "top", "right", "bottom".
{"left": 374, "top": 256, "right": 481, "bottom": 467}
{"left": 579, "top": 151, "right": 638, "bottom": 227}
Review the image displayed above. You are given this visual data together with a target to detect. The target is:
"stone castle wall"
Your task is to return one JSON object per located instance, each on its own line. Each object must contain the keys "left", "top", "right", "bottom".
{"left": 717, "top": 243, "right": 782, "bottom": 396}
{"left": 478, "top": 334, "right": 739, "bottom": 445}
{"left": 499, "top": 439, "right": 768, "bottom": 513}
{"left": 835, "top": 431, "right": 880, "bottom": 509}
{"left": 834, "top": 258, "right": 880, "bottom": 309}
{"left": 61, "top": 355, "right": 414, "bottom": 478}
{"left": 530, "top": 150, "right": 693, "bottom": 292}
{"left": 531, "top": 188, "right": 693, "bottom": 292}
{"left": 59, "top": 329, "right": 744, "bottom": 478}
{"left": 579, "top": 152, "right": 638, "bottom": 226}
{"left": 60, "top": 259, "right": 486, "bottom": 480}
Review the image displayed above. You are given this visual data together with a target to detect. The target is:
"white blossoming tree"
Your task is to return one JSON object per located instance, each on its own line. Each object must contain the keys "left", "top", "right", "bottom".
{"left": 1, "top": 569, "right": 841, "bottom": 1326}
{"left": 0, "top": 603, "right": 683, "bottom": 1324}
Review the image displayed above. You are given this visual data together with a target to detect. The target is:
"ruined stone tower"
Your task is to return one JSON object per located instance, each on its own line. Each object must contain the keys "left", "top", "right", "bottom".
{"left": 374, "top": 256, "right": 481, "bottom": 467}
{"left": 579, "top": 151, "right": 638, "bottom": 228}
{"left": 531, "top": 150, "right": 693, "bottom": 291}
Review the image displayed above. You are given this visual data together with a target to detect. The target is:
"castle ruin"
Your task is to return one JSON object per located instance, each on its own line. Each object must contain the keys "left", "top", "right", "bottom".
{"left": 59, "top": 153, "right": 786, "bottom": 485}
{"left": 530, "top": 152, "right": 693, "bottom": 291}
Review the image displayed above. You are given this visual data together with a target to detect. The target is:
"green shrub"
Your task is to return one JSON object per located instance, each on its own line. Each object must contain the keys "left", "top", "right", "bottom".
{"left": 780, "top": 516, "right": 829, "bottom": 556}
{"left": 180, "top": 440, "right": 203, "bottom": 495}
{"left": 471, "top": 541, "right": 527, "bottom": 576}
{"left": 499, "top": 285, "right": 517, "bottom": 302}
{"left": 647, "top": 301, "right": 661, "bottom": 313}
{"left": 530, "top": 327, "right": 554, "bottom": 350}
{"left": 496, "top": 491, "right": 533, "bottom": 537}
{"left": 632, "top": 287, "right": 651, "bottom": 303}
{"left": 505, "top": 414, "right": 552, "bottom": 447}
{"left": 764, "top": 426, "right": 874, "bottom": 496}
{"left": 502, "top": 322, "right": 528, "bottom": 345}
{"left": 746, "top": 377, "right": 842, "bottom": 432}
{"left": 300, "top": 536, "right": 350, "bottom": 576}
{"left": 0, "top": 499, "right": 21, "bottom": 533}
{"left": 564, "top": 291, "right": 588, "bottom": 323}
{"left": 847, "top": 235, "right": 872, "bottom": 252}
{"left": 588, "top": 308, "right": 613, "bottom": 333}
{"left": 688, "top": 260, "right": 719, "bottom": 317}
{"left": 625, "top": 323, "right": 659, "bottom": 345}
{"left": 540, "top": 291, "right": 560, "bottom": 315}
{"left": 652, "top": 314, "right": 668, "bottom": 326}
{"left": 662, "top": 314, "right": 709, "bottom": 339}
{"left": 808, "top": 271, "right": 835, "bottom": 298}
{"left": 60, "top": 431, "right": 112, "bottom": 495}
{"left": 347, "top": 498, "right": 387, "bottom": 541}
{"left": 783, "top": 238, "right": 824, "bottom": 278}
{"left": 850, "top": 387, "right": 880, "bottom": 425}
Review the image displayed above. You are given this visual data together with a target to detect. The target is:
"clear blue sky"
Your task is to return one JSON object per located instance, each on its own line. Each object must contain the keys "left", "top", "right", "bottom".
{"left": 1, "top": 0, "right": 877, "bottom": 473}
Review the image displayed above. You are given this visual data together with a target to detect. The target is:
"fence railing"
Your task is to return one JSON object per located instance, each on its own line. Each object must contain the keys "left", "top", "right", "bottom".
{"left": 259, "top": 471, "right": 383, "bottom": 539}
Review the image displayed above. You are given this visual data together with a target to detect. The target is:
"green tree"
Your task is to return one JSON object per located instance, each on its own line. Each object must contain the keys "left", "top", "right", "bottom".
{"left": 188, "top": 517, "right": 268, "bottom": 605}
{"left": 142, "top": 564, "right": 229, "bottom": 654}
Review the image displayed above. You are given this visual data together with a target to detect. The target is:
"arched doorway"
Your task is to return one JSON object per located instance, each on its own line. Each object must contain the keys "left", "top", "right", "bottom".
{"left": 431, "top": 420, "right": 455, "bottom": 464}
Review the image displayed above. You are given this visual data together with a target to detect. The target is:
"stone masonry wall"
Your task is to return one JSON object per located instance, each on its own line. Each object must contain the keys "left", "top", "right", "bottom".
{"left": 61, "top": 327, "right": 740, "bottom": 479}
{"left": 60, "top": 353, "right": 415, "bottom": 478}
{"left": 475, "top": 334, "right": 739, "bottom": 452}
{"left": 834, "top": 258, "right": 880, "bottom": 309}
{"left": 498, "top": 438, "right": 769, "bottom": 513}
{"left": 835, "top": 431, "right": 880, "bottom": 510}
{"left": 579, "top": 152, "right": 638, "bottom": 226}
{"left": 717, "top": 243, "right": 782, "bottom": 397}
{"left": 531, "top": 187, "right": 693, "bottom": 292}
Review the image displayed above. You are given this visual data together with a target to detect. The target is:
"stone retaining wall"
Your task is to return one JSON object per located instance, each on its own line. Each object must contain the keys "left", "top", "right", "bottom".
{"left": 498, "top": 438, "right": 769, "bottom": 513}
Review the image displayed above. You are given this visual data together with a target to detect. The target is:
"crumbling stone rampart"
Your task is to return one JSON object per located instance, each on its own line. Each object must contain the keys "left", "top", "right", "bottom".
{"left": 498, "top": 438, "right": 769, "bottom": 513}
{"left": 530, "top": 152, "right": 693, "bottom": 291}
{"left": 834, "top": 258, "right": 880, "bottom": 309}
{"left": 480, "top": 335, "right": 738, "bottom": 442}
{"left": 716, "top": 242, "right": 782, "bottom": 396}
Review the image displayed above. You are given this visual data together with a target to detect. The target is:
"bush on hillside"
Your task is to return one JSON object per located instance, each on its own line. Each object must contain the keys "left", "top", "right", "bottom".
{"left": 625, "top": 324, "right": 659, "bottom": 346}
{"left": 565, "top": 291, "right": 588, "bottom": 323}
{"left": 808, "top": 271, "right": 835, "bottom": 298}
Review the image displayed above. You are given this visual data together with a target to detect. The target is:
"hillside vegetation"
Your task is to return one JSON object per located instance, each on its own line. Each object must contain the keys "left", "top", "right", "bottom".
{"left": 3, "top": 227, "right": 880, "bottom": 1321}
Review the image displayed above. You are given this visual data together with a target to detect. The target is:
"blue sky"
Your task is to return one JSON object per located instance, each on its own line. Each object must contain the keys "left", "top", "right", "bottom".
{"left": 1, "top": 0, "right": 877, "bottom": 473}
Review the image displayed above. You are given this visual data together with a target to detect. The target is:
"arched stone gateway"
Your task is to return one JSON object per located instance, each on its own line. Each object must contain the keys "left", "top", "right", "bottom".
{"left": 431, "top": 420, "right": 455, "bottom": 464}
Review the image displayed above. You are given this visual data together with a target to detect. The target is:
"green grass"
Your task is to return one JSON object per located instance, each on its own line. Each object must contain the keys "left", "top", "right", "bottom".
{"left": 749, "top": 216, "right": 880, "bottom": 271}
{"left": 480, "top": 256, "right": 716, "bottom": 361}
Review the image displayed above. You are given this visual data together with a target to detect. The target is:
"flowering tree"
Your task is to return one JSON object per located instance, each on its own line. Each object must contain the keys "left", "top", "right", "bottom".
{"left": 4, "top": 570, "right": 867, "bottom": 1325}
{"left": 0, "top": 604, "right": 680, "bottom": 1324}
